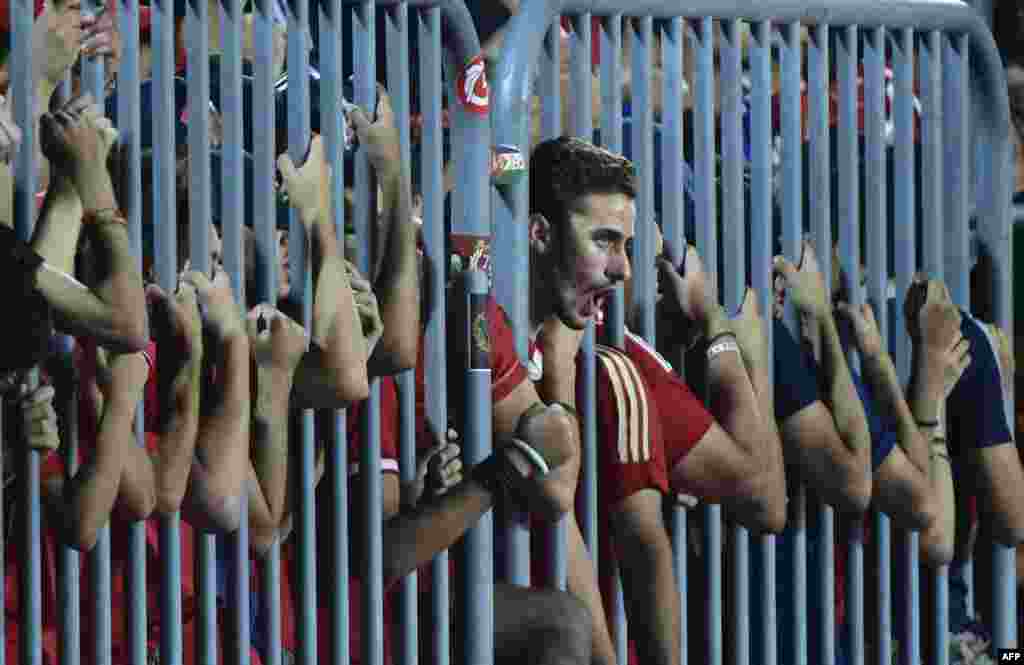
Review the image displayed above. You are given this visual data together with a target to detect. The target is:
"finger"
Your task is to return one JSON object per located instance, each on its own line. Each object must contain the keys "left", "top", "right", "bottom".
{"left": 445, "top": 458, "right": 463, "bottom": 477}
{"left": 375, "top": 84, "right": 393, "bottom": 121}
{"left": 959, "top": 352, "right": 972, "bottom": 374}
{"left": 347, "top": 106, "right": 371, "bottom": 135}
{"left": 772, "top": 255, "right": 797, "bottom": 281}
{"left": 276, "top": 153, "right": 298, "bottom": 185}
{"left": 24, "top": 385, "right": 56, "bottom": 406}
{"left": 182, "top": 270, "right": 213, "bottom": 295}
{"left": 439, "top": 443, "right": 461, "bottom": 466}
{"left": 447, "top": 427, "right": 459, "bottom": 442}
{"left": 422, "top": 440, "right": 448, "bottom": 462}
{"left": 444, "top": 471, "right": 463, "bottom": 488}
{"left": 740, "top": 287, "right": 758, "bottom": 316}
{"left": 306, "top": 134, "right": 324, "bottom": 165}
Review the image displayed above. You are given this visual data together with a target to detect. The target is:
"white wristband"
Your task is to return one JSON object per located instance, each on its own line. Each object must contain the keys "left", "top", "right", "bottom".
{"left": 508, "top": 438, "right": 551, "bottom": 476}
{"left": 707, "top": 339, "right": 741, "bottom": 362}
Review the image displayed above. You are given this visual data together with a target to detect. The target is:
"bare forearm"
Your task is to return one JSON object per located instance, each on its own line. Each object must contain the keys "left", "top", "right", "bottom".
{"left": 250, "top": 371, "right": 293, "bottom": 527}
{"left": 369, "top": 171, "right": 418, "bottom": 372}
{"left": 863, "top": 352, "right": 930, "bottom": 475}
{"left": 382, "top": 479, "right": 493, "bottom": 585}
{"left": 705, "top": 353, "right": 765, "bottom": 459}
{"left": 818, "top": 316, "right": 872, "bottom": 458}
{"left": 306, "top": 220, "right": 368, "bottom": 396}
{"left": 565, "top": 513, "right": 618, "bottom": 665}
{"left": 153, "top": 384, "right": 201, "bottom": 514}
{"left": 195, "top": 335, "right": 251, "bottom": 500}
{"left": 32, "top": 184, "right": 83, "bottom": 273}
{"left": 65, "top": 397, "right": 134, "bottom": 550}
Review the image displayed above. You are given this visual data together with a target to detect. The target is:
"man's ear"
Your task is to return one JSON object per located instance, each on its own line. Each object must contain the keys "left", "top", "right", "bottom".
{"left": 528, "top": 213, "right": 552, "bottom": 254}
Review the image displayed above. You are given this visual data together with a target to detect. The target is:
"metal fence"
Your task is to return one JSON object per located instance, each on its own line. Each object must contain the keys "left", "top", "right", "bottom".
{"left": 4, "top": 0, "right": 1018, "bottom": 663}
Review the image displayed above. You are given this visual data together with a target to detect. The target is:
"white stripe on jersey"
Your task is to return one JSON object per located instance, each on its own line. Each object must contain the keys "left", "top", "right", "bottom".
{"left": 625, "top": 328, "right": 675, "bottom": 374}
{"left": 349, "top": 459, "right": 400, "bottom": 478}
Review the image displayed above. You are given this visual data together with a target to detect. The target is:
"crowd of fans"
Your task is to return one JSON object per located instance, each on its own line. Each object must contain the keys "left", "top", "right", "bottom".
{"left": 0, "top": 0, "right": 1020, "bottom": 664}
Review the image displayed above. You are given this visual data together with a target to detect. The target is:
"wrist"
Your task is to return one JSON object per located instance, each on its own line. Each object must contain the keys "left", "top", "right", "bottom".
{"left": 73, "top": 173, "right": 118, "bottom": 212}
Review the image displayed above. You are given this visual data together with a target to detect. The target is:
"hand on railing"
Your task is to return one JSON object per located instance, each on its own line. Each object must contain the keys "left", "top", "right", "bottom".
{"left": 403, "top": 426, "right": 463, "bottom": 510}
{"left": 40, "top": 95, "right": 119, "bottom": 213}
{"left": 835, "top": 301, "right": 885, "bottom": 363}
{"left": 730, "top": 288, "right": 767, "bottom": 374}
{"left": 184, "top": 268, "right": 246, "bottom": 343}
{"left": 277, "top": 133, "right": 329, "bottom": 231}
{"left": 657, "top": 243, "right": 728, "bottom": 347}
{"left": 246, "top": 303, "right": 307, "bottom": 375}
{"left": 18, "top": 382, "right": 59, "bottom": 453}
{"left": 348, "top": 85, "right": 400, "bottom": 180}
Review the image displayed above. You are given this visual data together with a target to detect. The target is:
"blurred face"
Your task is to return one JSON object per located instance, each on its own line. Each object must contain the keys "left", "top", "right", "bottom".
{"left": 535, "top": 192, "right": 634, "bottom": 330}
{"left": 242, "top": 226, "right": 290, "bottom": 302}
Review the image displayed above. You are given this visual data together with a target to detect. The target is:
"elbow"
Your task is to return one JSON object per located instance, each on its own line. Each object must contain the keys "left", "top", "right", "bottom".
{"left": 68, "top": 517, "right": 103, "bottom": 553}
{"left": 920, "top": 533, "right": 955, "bottom": 568}
{"left": 731, "top": 469, "right": 788, "bottom": 534}
{"left": 376, "top": 330, "right": 419, "bottom": 374}
{"left": 329, "top": 362, "right": 370, "bottom": 406}
{"left": 250, "top": 526, "right": 279, "bottom": 558}
{"left": 990, "top": 519, "right": 1024, "bottom": 548}
{"left": 835, "top": 470, "right": 873, "bottom": 516}
{"left": 154, "top": 486, "right": 186, "bottom": 518}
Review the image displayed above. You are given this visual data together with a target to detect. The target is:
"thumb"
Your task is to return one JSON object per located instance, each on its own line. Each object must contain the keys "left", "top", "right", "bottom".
{"left": 182, "top": 270, "right": 213, "bottom": 297}
{"left": 773, "top": 255, "right": 797, "bottom": 281}
{"left": 347, "top": 106, "right": 371, "bottom": 136}
{"left": 146, "top": 282, "right": 168, "bottom": 306}
{"left": 277, "top": 153, "right": 298, "bottom": 184}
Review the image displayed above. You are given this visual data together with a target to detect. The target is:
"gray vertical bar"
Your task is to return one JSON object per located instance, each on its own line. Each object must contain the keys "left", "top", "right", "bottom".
{"left": 318, "top": 4, "right": 344, "bottom": 665}
{"left": 457, "top": 271, "right": 494, "bottom": 665}
{"left": 779, "top": 20, "right": 806, "bottom": 665}
{"left": 864, "top": 26, "right": 895, "bottom": 665}
{"left": 81, "top": 2, "right": 115, "bottom": 661}
{"left": 118, "top": 0, "right": 149, "bottom": 658}
{"left": 152, "top": 0, "right": 183, "bottom": 660}
{"left": 218, "top": 0, "right": 250, "bottom": 656}
{"left": 892, "top": 27, "right": 915, "bottom": 384}
{"left": 353, "top": 5, "right": 380, "bottom": 665}
{"left": 836, "top": 24, "right": 864, "bottom": 665}
{"left": 81, "top": 0, "right": 105, "bottom": 97}
{"left": 720, "top": 19, "right": 749, "bottom": 665}
{"left": 943, "top": 34, "right": 969, "bottom": 305}
{"left": 385, "top": 5, "right": 418, "bottom": 665}
{"left": 896, "top": 25, "right": 928, "bottom": 665}
{"left": 450, "top": 2, "right": 493, "bottom": 661}
{"left": 630, "top": 17, "right": 655, "bottom": 341}
{"left": 418, "top": 9, "right": 449, "bottom": 665}
{"left": 539, "top": 19, "right": 561, "bottom": 141}
{"left": 808, "top": 21, "right": 835, "bottom": 665}
{"left": 185, "top": 0, "right": 218, "bottom": 659}
{"left": 252, "top": 0, "right": 280, "bottom": 659}
{"left": 289, "top": 0, "right": 316, "bottom": 661}
{"left": 661, "top": 19, "right": 690, "bottom": 665}
{"left": 572, "top": 13, "right": 598, "bottom": 584}
{"left": 920, "top": 31, "right": 944, "bottom": 278}
{"left": 748, "top": 18, "right": 777, "bottom": 665}
{"left": 694, "top": 17, "right": 722, "bottom": 665}
{"left": 59, "top": 353, "right": 82, "bottom": 665}
{"left": 599, "top": 15, "right": 628, "bottom": 665}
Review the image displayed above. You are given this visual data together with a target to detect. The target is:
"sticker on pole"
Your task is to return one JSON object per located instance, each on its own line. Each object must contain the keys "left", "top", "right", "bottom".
{"left": 490, "top": 145, "right": 526, "bottom": 186}
{"left": 469, "top": 293, "right": 490, "bottom": 371}
{"left": 457, "top": 55, "right": 490, "bottom": 115}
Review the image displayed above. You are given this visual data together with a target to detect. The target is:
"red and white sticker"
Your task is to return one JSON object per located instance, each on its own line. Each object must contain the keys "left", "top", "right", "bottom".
{"left": 457, "top": 55, "right": 490, "bottom": 115}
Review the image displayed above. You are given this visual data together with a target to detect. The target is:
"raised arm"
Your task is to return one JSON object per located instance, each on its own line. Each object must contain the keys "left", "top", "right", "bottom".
{"left": 180, "top": 269, "right": 251, "bottom": 534}
{"left": 660, "top": 245, "right": 786, "bottom": 532}
{"left": 33, "top": 97, "right": 147, "bottom": 353}
{"left": 63, "top": 348, "right": 156, "bottom": 551}
{"left": 348, "top": 89, "right": 419, "bottom": 376}
{"left": 146, "top": 279, "right": 203, "bottom": 516}
{"left": 774, "top": 241, "right": 872, "bottom": 513}
{"left": 278, "top": 135, "right": 369, "bottom": 409}
{"left": 244, "top": 304, "right": 307, "bottom": 554}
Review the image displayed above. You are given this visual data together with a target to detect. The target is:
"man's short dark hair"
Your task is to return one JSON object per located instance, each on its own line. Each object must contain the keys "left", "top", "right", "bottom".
{"left": 529, "top": 137, "right": 636, "bottom": 232}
